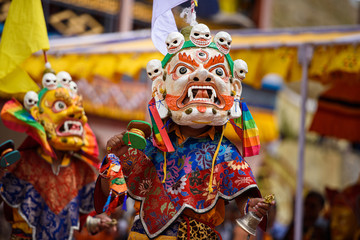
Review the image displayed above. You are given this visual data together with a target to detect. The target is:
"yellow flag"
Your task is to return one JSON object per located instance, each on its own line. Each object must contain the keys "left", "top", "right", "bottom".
{"left": 0, "top": 0, "right": 49, "bottom": 94}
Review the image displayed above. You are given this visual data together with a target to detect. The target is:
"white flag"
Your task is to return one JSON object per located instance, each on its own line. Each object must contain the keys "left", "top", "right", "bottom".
{"left": 151, "top": 0, "right": 188, "bottom": 55}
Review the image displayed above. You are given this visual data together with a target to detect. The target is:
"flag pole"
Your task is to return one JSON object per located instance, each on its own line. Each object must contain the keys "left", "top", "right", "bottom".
{"left": 294, "top": 44, "right": 313, "bottom": 240}
{"left": 43, "top": 50, "right": 48, "bottom": 63}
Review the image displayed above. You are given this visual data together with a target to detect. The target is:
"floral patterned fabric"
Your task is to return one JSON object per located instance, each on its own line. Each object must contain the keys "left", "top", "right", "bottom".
{"left": 0, "top": 146, "right": 97, "bottom": 240}
{"left": 120, "top": 133, "right": 260, "bottom": 238}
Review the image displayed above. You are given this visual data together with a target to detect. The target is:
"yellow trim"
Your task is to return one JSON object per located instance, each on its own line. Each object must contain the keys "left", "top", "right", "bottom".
{"left": 162, "top": 151, "right": 167, "bottom": 183}
{"left": 12, "top": 209, "right": 33, "bottom": 234}
{"left": 37, "top": 147, "right": 71, "bottom": 166}
{"left": 208, "top": 125, "right": 225, "bottom": 193}
{"left": 191, "top": 121, "right": 212, "bottom": 124}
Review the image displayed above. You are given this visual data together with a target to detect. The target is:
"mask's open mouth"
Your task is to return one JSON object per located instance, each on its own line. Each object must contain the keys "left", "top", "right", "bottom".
{"left": 219, "top": 45, "right": 229, "bottom": 51}
{"left": 190, "top": 37, "right": 210, "bottom": 47}
{"left": 177, "top": 83, "right": 225, "bottom": 109}
{"left": 56, "top": 120, "right": 84, "bottom": 137}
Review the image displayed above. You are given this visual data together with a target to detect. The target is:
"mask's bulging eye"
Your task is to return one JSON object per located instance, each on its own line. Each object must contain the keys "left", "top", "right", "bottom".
{"left": 178, "top": 66, "right": 188, "bottom": 75}
{"left": 215, "top": 68, "right": 224, "bottom": 77}
{"left": 53, "top": 101, "right": 67, "bottom": 112}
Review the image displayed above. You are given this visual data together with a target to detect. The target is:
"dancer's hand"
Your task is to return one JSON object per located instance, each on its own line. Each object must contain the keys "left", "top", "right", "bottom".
{"left": 106, "top": 132, "right": 129, "bottom": 157}
{"left": 86, "top": 213, "right": 117, "bottom": 235}
{"left": 247, "top": 197, "right": 275, "bottom": 218}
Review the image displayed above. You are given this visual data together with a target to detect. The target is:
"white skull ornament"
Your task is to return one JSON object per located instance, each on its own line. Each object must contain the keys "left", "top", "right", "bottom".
{"left": 56, "top": 71, "right": 72, "bottom": 88}
{"left": 23, "top": 91, "right": 39, "bottom": 111}
{"left": 214, "top": 31, "right": 232, "bottom": 55}
{"left": 165, "top": 32, "right": 185, "bottom": 54}
{"left": 190, "top": 24, "right": 211, "bottom": 47}
{"left": 69, "top": 81, "right": 78, "bottom": 98}
{"left": 69, "top": 81, "right": 78, "bottom": 93}
{"left": 146, "top": 59, "right": 163, "bottom": 81}
{"left": 233, "top": 59, "right": 248, "bottom": 80}
{"left": 42, "top": 73, "right": 57, "bottom": 90}
{"left": 147, "top": 59, "right": 169, "bottom": 119}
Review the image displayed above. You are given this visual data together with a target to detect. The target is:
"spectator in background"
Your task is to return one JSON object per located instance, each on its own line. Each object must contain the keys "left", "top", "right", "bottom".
{"left": 326, "top": 176, "right": 360, "bottom": 240}
{"left": 282, "top": 191, "right": 329, "bottom": 240}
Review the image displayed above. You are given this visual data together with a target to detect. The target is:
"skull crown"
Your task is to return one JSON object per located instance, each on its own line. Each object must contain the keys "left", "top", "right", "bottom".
{"left": 145, "top": 23, "right": 250, "bottom": 127}
{"left": 27, "top": 70, "right": 79, "bottom": 111}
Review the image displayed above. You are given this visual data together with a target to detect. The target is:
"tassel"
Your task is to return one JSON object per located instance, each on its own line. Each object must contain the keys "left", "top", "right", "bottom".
{"left": 103, "top": 189, "right": 113, "bottom": 213}
{"left": 108, "top": 195, "right": 119, "bottom": 214}
{"left": 162, "top": 152, "right": 167, "bottom": 183}
{"left": 229, "top": 102, "right": 260, "bottom": 157}
{"left": 122, "top": 193, "right": 128, "bottom": 211}
{"left": 208, "top": 125, "right": 225, "bottom": 193}
{"left": 241, "top": 102, "right": 260, "bottom": 157}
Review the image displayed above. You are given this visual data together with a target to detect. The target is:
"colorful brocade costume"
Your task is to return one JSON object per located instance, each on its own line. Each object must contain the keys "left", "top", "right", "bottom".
{"left": 1, "top": 139, "right": 97, "bottom": 239}
{"left": 0, "top": 83, "right": 100, "bottom": 240}
{"left": 96, "top": 17, "right": 268, "bottom": 239}
{"left": 95, "top": 128, "right": 265, "bottom": 239}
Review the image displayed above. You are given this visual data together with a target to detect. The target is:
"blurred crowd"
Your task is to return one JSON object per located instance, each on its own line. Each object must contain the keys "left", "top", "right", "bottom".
{"left": 216, "top": 175, "right": 360, "bottom": 240}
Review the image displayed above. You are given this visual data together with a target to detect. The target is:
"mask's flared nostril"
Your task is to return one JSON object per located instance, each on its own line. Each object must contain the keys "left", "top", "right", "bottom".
{"left": 69, "top": 114, "right": 75, "bottom": 118}
{"left": 205, "top": 78, "right": 211, "bottom": 82}
{"left": 194, "top": 77, "right": 199, "bottom": 81}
